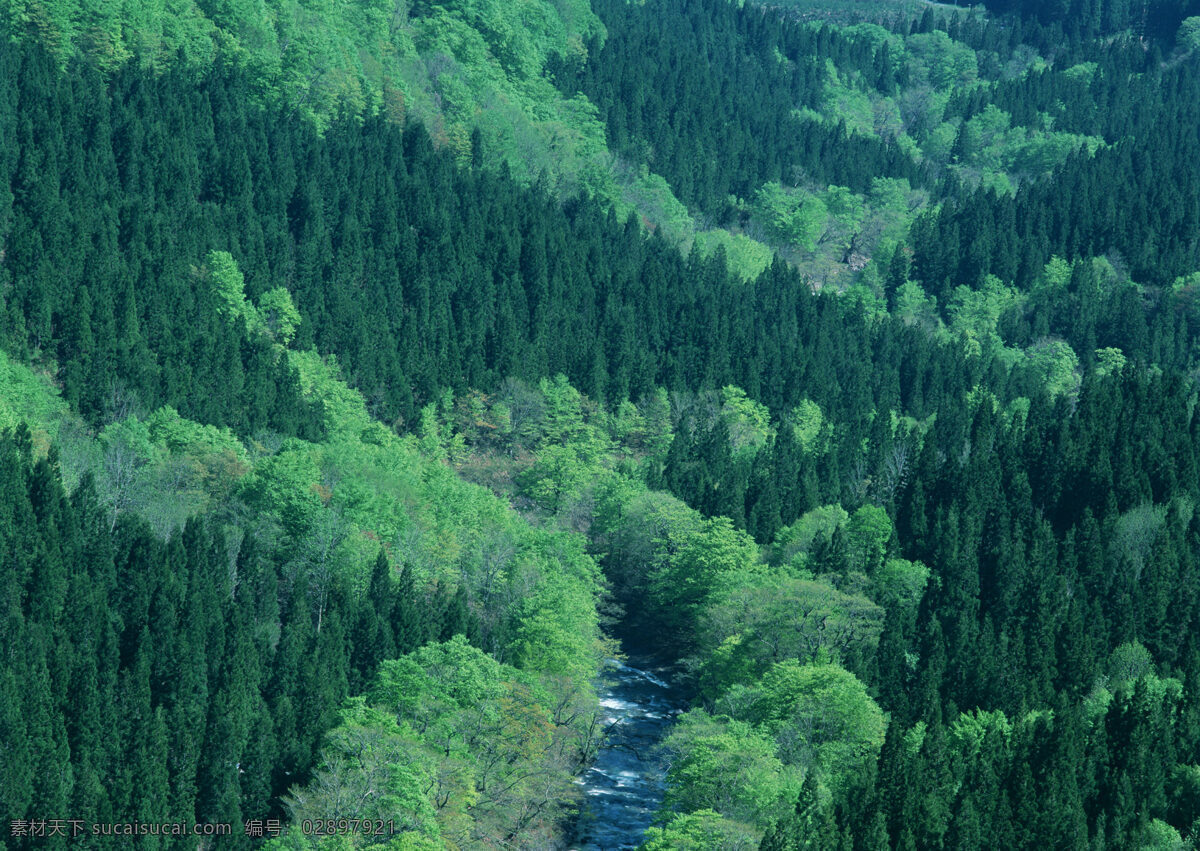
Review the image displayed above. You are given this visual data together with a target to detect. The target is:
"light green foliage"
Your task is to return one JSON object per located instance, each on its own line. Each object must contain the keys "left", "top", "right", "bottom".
{"left": 873, "top": 557, "right": 929, "bottom": 613}
{"left": 510, "top": 566, "right": 600, "bottom": 678}
{"left": 842, "top": 22, "right": 903, "bottom": 55}
{"left": 1037, "top": 255, "right": 1073, "bottom": 293}
{"left": 979, "top": 168, "right": 1014, "bottom": 196}
{"left": 327, "top": 425, "right": 600, "bottom": 652}
{"left": 593, "top": 482, "right": 702, "bottom": 558}
{"left": 140, "top": 406, "right": 251, "bottom": 528}
{"left": 701, "top": 636, "right": 761, "bottom": 702}
{"left": 0, "top": 234, "right": 605, "bottom": 847}
{"left": 791, "top": 105, "right": 825, "bottom": 125}
{"left": 236, "top": 344, "right": 607, "bottom": 689}
{"left": 754, "top": 182, "right": 828, "bottom": 253}
{"left": 98, "top": 418, "right": 221, "bottom": 535}
{"left": 845, "top": 504, "right": 891, "bottom": 573}
{"left": 1001, "top": 43, "right": 1049, "bottom": 79}
{"left": 966, "top": 384, "right": 1001, "bottom": 416}
{"left": 289, "top": 350, "right": 372, "bottom": 437}
{"left": 822, "top": 75, "right": 875, "bottom": 136}
{"left": 0, "top": 347, "right": 254, "bottom": 531}
{"left": 1095, "top": 347, "right": 1127, "bottom": 376}
{"left": 0, "top": 349, "right": 69, "bottom": 451}
{"left": 593, "top": 387, "right": 672, "bottom": 458}
{"left": 1008, "top": 131, "right": 1102, "bottom": 177}
{"left": 489, "top": 400, "right": 514, "bottom": 441}
{"left": 849, "top": 31, "right": 1105, "bottom": 189}
{"left": 700, "top": 571, "right": 883, "bottom": 695}
{"left": 771, "top": 504, "right": 849, "bottom": 571}
{"left": 818, "top": 184, "right": 866, "bottom": 255}
{"left": 208, "top": 250, "right": 261, "bottom": 330}
{"left": 903, "top": 721, "right": 927, "bottom": 760}
{"left": 693, "top": 229, "right": 773, "bottom": 281}
{"left": 967, "top": 385, "right": 1029, "bottom": 433}
{"left": 1091, "top": 256, "right": 1122, "bottom": 288}
{"left": 871, "top": 93, "right": 904, "bottom": 137}
{"left": 523, "top": 443, "right": 595, "bottom": 512}
{"left": 487, "top": 374, "right": 613, "bottom": 461}
{"left": 1083, "top": 680, "right": 1115, "bottom": 720}
{"left": 640, "top": 387, "right": 675, "bottom": 458}
{"left": 949, "top": 708, "right": 1012, "bottom": 760}
{"left": 1063, "top": 61, "right": 1098, "bottom": 82}
{"left": 812, "top": 36, "right": 905, "bottom": 137}
{"left": 788, "top": 399, "right": 826, "bottom": 452}
{"left": 437, "top": 0, "right": 572, "bottom": 78}
{"left": 98, "top": 416, "right": 157, "bottom": 461}
{"left": 455, "top": 391, "right": 498, "bottom": 447}
{"left": 865, "top": 177, "right": 921, "bottom": 245}
{"left": 649, "top": 516, "right": 761, "bottom": 636}
{"left": 941, "top": 103, "right": 1102, "bottom": 187}
{"left": 418, "top": 388, "right": 467, "bottom": 463}
{"left": 4, "top": 0, "right": 635, "bottom": 222}
{"left": 906, "top": 30, "right": 978, "bottom": 91}
{"left": 890, "top": 408, "right": 934, "bottom": 441}
{"left": 372, "top": 636, "right": 507, "bottom": 723}
{"left": 488, "top": 375, "right": 615, "bottom": 512}
{"left": 640, "top": 809, "right": 759, "bottom": 851}
{"left": 1002, "top": 395, "right": 1029, "bottom": 432}
{"left": 955, "top": 104, "right": 1010, "bottom": 165}
{"left": 1108, "top": 641, "right": 1155, "bottom": 685}
{"left": 283, "top": 698, "right": 441, "bottom": 838}
{"left": 782, "top": 20, "right": 1093, "bottom": 248}
{"left": 307, "top": 635, "right": 590, "bottom": 846}
{"left": 893, "top": 280, "right": 941, "bottom": 331}
{"left": 1088, "top": 642, "right": 1182, "bottom": 720}
{"left": 95, "top": 417, "right": 161, "bottom": 528}
{"left": 1178, "top": 16, "right": 1200, "bottom": 51}
{"left": 846, "top": 274, "right": 889, "bottom": 320}
{"left": 1023, "top": 338, "right": 1080, "bottom": 398}
{"left": 742, "top": 660, "right": 887, "bottom": 780}
{"left": 1138, "top": 820, "right": 1187, "bottom": 850}
{"left": 948, "top": 275, "right": 1021, "bottom": 346}
{"left": 720, "top": 386, "right": 771, "bottom": 461}
{"left": 620, "top": 169, "right": 696, "bottom": 244}
{"left": 661, "top": 710, "right": 797, "bottom": 830}
{"left": 144, "top": 406, "right": 247, "bottom": 461}
{"left": 1171, "top": 271, "right": 1200, "bottom": 293}
{"left": 539, "top": 374, "right": 588, "bottom": 446}
{"left": 257, "top": 287, "right": 302, "bottom": 345}
{"left": 1124, "top": 670, "right": 1182, "bottom": 706}
{"left": 924, "top": 121, "right": 959, "bottom": 162}
{"left": 240, "top": 443, "right": 328, "bottom": 536}
{"left": 895, "top": 130, "right": 921, "bottom": 161}
{"left": 611, "top": 399, "right": 647, "bottom": 446}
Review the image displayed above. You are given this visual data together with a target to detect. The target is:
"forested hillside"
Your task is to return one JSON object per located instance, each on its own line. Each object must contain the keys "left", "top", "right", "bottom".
{"left": 3, "top": 0, "right": 1200, "bottom": 848}
{"left": 972, "top": 0, "right": 1200, "bottom": 40}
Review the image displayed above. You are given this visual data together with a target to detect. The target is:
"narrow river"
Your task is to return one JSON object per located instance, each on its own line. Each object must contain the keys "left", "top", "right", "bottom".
{"left": 570, "top": 655, "right": 685, "bottom": 850}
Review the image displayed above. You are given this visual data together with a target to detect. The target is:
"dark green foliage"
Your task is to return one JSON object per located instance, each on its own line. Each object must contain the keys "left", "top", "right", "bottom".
{"left": 0, "top": 36, "right": 955, "bottom": 439}
{"left": 972, "top": 0, "right": 1200, "bottom": 41}
{"left": 914, "top": 48, "right": 1200, "bottom": 297}
{"left": 760, "top": 773, "right": 839, "bottom": 850}
{"left": 555, "top": 0, "right": 928, "bottom": 221}
{"left": 0, "top": 434, "right": 454, "bottom": 839}
{"left": 3, "top": 1, "right": 1200, "bottom": 846}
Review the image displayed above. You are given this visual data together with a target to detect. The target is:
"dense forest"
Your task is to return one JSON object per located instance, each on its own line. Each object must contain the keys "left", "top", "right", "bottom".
{"left": 3, "top": 0, "right": 1200, "bottom": 848}
{"left": 971, "top": 0, "right": 1200, "bottom": 41}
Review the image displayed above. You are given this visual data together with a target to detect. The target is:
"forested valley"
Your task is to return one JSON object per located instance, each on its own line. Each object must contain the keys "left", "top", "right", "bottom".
{"left": 3, "top": 0, "right": 1200, "bottom": 847}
